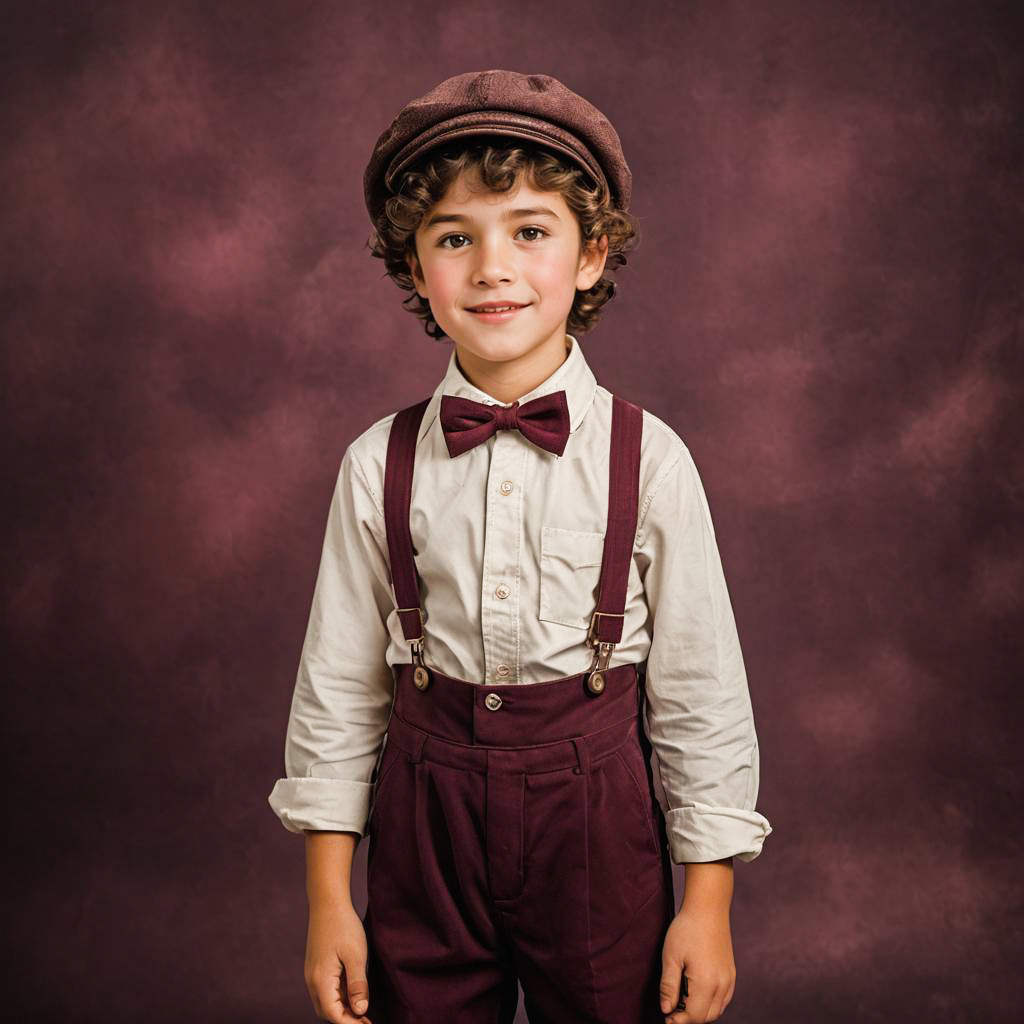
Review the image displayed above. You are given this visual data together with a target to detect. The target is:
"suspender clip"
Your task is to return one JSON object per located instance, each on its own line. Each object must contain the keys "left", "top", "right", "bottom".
{"left": 585, "top": 641, "right": 614, "bottom": 694}
{"left": 585, "top": 611, "right": 622, "bottom": 694}
{"left": 396, "top": 605, "right": 431, "bottom": 691}
{"left": 409, "top": 637, "right": 431, "bottom": 691}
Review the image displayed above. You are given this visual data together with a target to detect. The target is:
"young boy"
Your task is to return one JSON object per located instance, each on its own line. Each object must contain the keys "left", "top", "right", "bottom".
{"left": 269, "top": 70, "right": 773, "bottom": 1024}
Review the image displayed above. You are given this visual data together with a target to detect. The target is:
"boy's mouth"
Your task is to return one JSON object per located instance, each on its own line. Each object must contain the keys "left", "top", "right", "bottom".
{"left": 466, "top": 302, "right": 531, "bottom": 321}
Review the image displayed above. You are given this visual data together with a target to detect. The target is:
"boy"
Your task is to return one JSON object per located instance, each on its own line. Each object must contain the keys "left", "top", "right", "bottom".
{"left": 269, "top": 70, "right": 773, "bottom": 1024}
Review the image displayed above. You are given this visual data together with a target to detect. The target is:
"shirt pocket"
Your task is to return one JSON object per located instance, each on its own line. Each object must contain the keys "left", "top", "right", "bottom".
{"left": 539, "top": 526, "right": 606, "bottom": 629}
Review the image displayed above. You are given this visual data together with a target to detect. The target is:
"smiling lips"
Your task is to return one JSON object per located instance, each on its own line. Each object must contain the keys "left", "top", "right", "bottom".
{"left": 467, "top": 304, "right": 530, "bottom": 323}
{"left": 467, "top": 302, "right": 529, "bottom": 311}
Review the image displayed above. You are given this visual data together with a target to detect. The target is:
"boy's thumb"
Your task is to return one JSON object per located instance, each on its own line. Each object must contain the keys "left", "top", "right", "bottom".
{"left": 659, "top": 973, "right": 678, "bottom": 1014}
{"left": 345, "top": 966, "right": 369, "bottom": 1015}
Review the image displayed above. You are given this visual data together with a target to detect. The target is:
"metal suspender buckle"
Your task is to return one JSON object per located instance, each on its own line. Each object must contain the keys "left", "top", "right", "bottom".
{"left": 397, "top": 606, "right": 431, "bottom": 691}
{"left": 586, "top": 610, "right": 623, "bottom": 648}
{"left": 585, "top": 611, "right": 623, "bottom": 695}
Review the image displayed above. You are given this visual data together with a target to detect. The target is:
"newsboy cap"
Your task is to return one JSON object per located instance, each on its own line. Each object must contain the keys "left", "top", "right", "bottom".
{"left": 363, "top": 69, "right": 632, "bottom": 225}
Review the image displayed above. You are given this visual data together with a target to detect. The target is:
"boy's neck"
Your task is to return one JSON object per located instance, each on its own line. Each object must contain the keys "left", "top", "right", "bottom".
{"left": 453, "top": 334, "right": 571, "bottom": 406}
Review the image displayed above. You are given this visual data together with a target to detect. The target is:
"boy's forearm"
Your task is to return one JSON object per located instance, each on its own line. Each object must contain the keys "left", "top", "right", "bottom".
{"left": 679, "top": 857, "right": 734, "bottom": 915}
{"left": 304, "top": 830, "right": 361, "bottom": 909}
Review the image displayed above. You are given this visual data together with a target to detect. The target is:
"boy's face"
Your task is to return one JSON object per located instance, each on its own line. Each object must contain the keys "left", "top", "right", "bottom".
{"left": 409, "top": 170, "right": 608, "bottom": 377}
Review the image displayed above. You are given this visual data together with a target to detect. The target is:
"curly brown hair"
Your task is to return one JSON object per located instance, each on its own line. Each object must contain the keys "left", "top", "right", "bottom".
{"left": 365, "top": 137, "right": 640, "bottom": 340}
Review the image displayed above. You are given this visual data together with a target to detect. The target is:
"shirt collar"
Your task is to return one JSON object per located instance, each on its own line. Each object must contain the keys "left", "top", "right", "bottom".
{"left": 417, "top": 333, "right": 598, "bottom": 451}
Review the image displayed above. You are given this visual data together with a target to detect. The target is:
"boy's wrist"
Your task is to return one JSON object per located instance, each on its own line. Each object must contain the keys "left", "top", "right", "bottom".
{"left": 678, "top": 857, "right": 734, "bottom": 917}
{"left": 307, "top": 889, "right": 355, "bottom": 913}
{"left": 304, "top": 829, "right": 359, "bottom": 910}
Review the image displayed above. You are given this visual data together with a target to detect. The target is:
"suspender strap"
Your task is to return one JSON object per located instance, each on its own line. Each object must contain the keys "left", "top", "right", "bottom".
{"left": 383, "top": 397, "right": 431, "bottom": 645}
{"left": 588, "top": 394, "right": 644, "bottom": 647}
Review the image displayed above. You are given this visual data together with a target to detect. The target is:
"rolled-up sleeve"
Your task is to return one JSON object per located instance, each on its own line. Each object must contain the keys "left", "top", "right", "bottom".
{"left": 268, "top": 443, "right": 396, "bottom": 836}
{"left": 636, "top": 442, "right": 773, "bottom": 864}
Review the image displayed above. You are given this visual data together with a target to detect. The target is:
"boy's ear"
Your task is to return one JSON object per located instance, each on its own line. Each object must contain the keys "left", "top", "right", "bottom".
{"left": 576, "top": 234, "right": 609, "bottom": 291}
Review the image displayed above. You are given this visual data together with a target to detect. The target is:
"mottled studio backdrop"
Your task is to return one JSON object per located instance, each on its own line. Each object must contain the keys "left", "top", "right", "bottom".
{"left": 2, "top": 1, "right": 1022, "bottom": 1021}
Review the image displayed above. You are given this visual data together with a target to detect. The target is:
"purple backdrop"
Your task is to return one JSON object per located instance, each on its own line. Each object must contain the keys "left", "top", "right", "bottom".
{"left": 3, "top": 1, "right": 1022, "bottom": 1021}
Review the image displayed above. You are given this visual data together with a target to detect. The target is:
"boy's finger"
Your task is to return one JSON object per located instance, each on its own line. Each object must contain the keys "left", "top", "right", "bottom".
{"left": 659, "top": 966, "right": 687, "bottom": 1014}
{"left": 309, "top": 972, "right": 346, "bottom": 1023}
{"left": 659, "top": 970, "right": 680, "bottom": 1013}
{"left": 706, "top": 990, "right": 724, "bottom": 1019}
{"left": 341, "top": 960, "right": 370, "bottom": 1019}
{"left": 348, "top": 985, "right": 369, "bottom": 1016}
{"left": 671, "top": 985, "right": 711, "bottom": 1024}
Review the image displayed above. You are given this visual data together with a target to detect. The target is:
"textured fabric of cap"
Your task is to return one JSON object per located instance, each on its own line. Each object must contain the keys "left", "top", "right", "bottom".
{"left": 363, "top": 69, "right": 632, "bottom": 224}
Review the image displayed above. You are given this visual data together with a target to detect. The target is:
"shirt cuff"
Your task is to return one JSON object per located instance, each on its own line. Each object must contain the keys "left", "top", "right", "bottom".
{"left": 268, "top": 777, "right": 373, "bottom": 835}
{"left": 665, "top": 801, "right": 774, "bottom": 863}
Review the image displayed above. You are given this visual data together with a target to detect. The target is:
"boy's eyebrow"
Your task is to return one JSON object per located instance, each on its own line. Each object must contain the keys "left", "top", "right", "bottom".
{"left": 422, "top": 206, "right": 562, "bottom": 230}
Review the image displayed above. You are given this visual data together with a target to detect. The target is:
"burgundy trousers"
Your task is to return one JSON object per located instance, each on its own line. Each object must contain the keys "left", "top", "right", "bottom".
{"left": 362, "top": 660, "right": 676, "bottom": 1023}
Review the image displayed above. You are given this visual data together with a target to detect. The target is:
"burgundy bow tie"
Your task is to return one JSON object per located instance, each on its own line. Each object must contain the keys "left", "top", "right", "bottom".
{"left": 439, "top": 391, "right": 571, "bottom": 458}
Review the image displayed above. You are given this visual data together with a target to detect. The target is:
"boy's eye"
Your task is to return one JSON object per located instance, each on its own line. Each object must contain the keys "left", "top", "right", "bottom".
{"left": 437, "top": 226, "right": 548, "bottom": 249}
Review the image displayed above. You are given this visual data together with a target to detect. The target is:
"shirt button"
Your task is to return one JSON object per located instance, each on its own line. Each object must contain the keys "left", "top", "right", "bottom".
{"left": 500, "top": 480, "right": 513, "bottom": 495}
{"left": 496, "top": 663, "right": 511, "bottom": 676}
{"left": 485, "top": 693, "right": 503, "bottom": 711}
{"left": 495, "top": 584, "right": 511, "bottom": 599}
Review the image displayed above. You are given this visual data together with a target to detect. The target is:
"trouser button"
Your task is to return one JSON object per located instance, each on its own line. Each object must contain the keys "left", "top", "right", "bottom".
{"left": 484, "top": 692, "right": 503, "bottom": 711}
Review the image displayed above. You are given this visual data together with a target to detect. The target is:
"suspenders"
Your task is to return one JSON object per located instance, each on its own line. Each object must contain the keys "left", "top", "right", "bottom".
{"left": 383, "top": 393, "right": 644, "bottom": 696}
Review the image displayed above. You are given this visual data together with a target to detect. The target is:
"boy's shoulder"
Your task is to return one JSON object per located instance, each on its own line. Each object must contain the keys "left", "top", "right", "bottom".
{"left": 591, "top": 382, "right": 690, "bottom": 453}
{"left": 636, "top": 402, "right": 689, "bottom": 460}
{"left": 637, "top": 402, "right": 694, "bottom": 503}
{"left": 348, "top": 407, "right": 401, "bottom": 457}
{"left": 338, "top": 408, "right": 403, "bottom": 516}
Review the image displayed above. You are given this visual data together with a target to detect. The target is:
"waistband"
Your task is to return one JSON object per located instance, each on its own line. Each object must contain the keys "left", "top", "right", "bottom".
{"left": 385, "top": 706, "right": 641, "bottom": 776}
{"left": 390, "top": 660, "right": 644, "bottom": 748}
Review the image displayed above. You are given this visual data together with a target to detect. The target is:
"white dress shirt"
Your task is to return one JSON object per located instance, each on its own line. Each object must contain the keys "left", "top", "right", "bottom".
{"left": 268, "top": 334, "right": 773, "bottom": 863}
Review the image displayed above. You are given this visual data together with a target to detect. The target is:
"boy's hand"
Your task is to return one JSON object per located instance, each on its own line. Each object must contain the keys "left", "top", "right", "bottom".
{"left": 659, "top": 904, "right": 736, "bottom": 1022}
{"left": 304, "top": 899, "right": 373, "bottom": 1023}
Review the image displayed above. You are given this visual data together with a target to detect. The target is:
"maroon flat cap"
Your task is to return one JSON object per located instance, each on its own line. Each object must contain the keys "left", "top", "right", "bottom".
{"left": 363, "top": 69, "right": 632, "bottom": 224}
